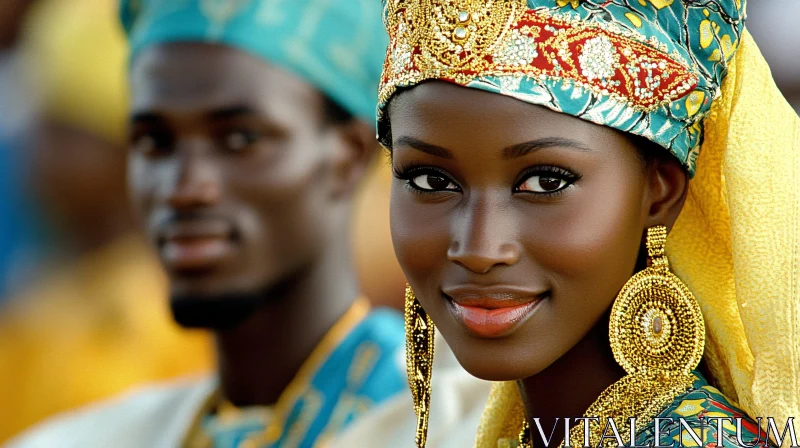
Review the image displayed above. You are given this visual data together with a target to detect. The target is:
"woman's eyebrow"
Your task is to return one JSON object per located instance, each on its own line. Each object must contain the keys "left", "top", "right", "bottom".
{"left": 394, "top": 136, "right": 454, "bottom": 159}
{"left": 503, "top": 137, "right": 592, "bottom": 159}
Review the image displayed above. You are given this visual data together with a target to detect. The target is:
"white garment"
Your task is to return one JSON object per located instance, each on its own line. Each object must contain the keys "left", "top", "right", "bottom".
{"left": 326, "top": 334, "right": 492, "bottom": 448}
{"left": 5, "top": 376, "right": 215, "bottom": 448}
{"left": 8, "top": 337, "right": 491, "bottom": 448}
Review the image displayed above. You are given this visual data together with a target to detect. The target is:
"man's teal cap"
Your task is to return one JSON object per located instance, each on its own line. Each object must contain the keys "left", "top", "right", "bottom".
{"left": 120, "top": 0, "right": 388, "bottom": 122}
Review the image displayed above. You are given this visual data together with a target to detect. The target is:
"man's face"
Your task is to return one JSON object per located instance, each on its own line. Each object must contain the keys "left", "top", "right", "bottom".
{"left": 128, "top": 43, "right": 350, "bottom": 325}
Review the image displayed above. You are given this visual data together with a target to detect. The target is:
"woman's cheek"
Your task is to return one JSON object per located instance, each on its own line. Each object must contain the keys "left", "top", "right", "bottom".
{"left": 389, "top": 187, "right": 451, "bottom": 289}
{"left": 527, "top": 183, "right": 644, "bottom": 305}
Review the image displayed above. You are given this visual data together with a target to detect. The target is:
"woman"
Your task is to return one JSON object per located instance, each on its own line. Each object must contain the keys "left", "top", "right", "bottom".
{"left": 377, "top": 1, "right": 799, "bottom": 447}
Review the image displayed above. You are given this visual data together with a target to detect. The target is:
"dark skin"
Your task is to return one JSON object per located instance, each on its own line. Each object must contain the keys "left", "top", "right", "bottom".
{"left": 31, "top": 119, "right": 136, "bottom": 256}
{"left": 0, "top": 0, "right": 31, "bottom": 50}
{"left": 388, "top": 82, "right": 688, "bottom": 445}
{"left": 128, "top": 43, "right": 375, "bottom": 406}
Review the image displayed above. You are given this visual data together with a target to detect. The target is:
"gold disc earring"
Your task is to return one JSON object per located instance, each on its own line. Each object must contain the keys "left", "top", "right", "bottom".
{"left": 405, "top": 284, "right": 435, "bottom": 448}
{"left": 609, "top": 225, "right": 705, "bottom": 378}
{"left": 517, "top": 226, "right": 706, "bottom": 447}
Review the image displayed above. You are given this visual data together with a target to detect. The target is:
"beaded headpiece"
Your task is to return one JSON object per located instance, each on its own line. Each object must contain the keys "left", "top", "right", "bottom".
{"left": 377, "top": 0, "right": 746, "bottom": 176}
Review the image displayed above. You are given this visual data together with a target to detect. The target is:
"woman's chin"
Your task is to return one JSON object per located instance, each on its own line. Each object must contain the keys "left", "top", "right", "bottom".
{"left": 450, "top": 347, "right": 551, "bottom": 382}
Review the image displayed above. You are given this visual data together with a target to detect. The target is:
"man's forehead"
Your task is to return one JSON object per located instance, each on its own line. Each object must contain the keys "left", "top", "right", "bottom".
{"left": 129, "top": 42, "right": 319, "bottom": 114}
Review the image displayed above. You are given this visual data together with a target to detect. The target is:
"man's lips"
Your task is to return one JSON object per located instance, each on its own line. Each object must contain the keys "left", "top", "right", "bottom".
{"left": 156, "top": 220, "right": 235, "bottom": 273}
{"left": 158, "top": 220, "right": 231, "bottom": 242}
{"left": 443, "top": 285, "right": 546, "bottom": 338}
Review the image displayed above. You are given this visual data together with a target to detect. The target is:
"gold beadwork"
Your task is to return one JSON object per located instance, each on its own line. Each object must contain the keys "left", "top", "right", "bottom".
{"left": 517, "top": 226, "right": 704, "bottom": 448}
{"left": 609, "top": 226, "right": 705, "bottom": 376}
{"left": 380, "top": 0, "right": 697, "bottom": 116}
{"left": 405, "top": 285, "right": 435, "bottom": 448}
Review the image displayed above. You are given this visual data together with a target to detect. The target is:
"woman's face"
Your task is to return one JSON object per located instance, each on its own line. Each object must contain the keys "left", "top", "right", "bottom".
{"left": 389, "top": 81, "right": 686, "bottom": 381}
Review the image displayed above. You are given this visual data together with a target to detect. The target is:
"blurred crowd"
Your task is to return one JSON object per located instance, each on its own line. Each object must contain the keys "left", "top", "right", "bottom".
{"left": 0, "top": 0, "right": 796, "bottom": 443}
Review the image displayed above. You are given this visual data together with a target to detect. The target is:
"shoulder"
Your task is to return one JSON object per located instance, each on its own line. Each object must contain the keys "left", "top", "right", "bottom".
{"left": 637, "top": 374, "right": 775, "bottom": 448}
{"left": 327, "top": 358, "right": 492, "bottom": 448}
{"left": 7, "top": 376, "right": 215, "bottom": 448}
{"left": 350, "top": 308, "right": 405, "bottom": 364}
{"left": 331, "top": 308, "right": 405, "bottom": 397}
{"left": 359, "top": 308, "right": 404, "bottom": 344}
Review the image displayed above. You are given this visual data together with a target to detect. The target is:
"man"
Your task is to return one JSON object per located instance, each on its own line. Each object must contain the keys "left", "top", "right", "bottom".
{"left": 8, "top": 1, "right": 406, "bottom": 447}
{"left": 0, "top": 0, "right": 211, "bottom": 441}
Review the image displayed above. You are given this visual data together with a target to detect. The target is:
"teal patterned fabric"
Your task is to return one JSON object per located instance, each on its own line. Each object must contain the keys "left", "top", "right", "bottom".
{"left": 636, "top": 372, "right": 776, "bottom": 448}
{"left": 120, "top": 0, "right": 388, "bottom": 122}
{"left": 377, "top": 0, "right": 748, "bottom": 176}
{"left": 195, "top": 309, "right": 406, "bottom": 448}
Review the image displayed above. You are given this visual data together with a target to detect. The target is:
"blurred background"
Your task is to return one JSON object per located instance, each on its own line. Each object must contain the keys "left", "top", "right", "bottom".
{"left": 0, "top": 0, "right": 796, "bottom": 443}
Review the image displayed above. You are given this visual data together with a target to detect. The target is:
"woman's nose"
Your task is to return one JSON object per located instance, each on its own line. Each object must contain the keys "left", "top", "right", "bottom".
{"left": 447, "top": 195, "right": 521, "bottom": 274}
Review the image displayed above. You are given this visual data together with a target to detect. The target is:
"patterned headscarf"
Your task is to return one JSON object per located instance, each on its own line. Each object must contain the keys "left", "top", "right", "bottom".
{"left": 378, "top": 0, "right": 745, "bottom": 177}
{"left": 120, "top": 0, "right": 388, "bottom": 122}
{"left": 379, "top": 0, "right": 800, "bottom": 444}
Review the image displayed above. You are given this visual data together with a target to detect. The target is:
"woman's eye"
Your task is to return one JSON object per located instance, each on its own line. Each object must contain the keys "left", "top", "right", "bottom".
{"left": 518, "top": 175, "right": 570, "bottom": 193}
{"left": 409, "top": 172, "right": 458, "bottom": 192}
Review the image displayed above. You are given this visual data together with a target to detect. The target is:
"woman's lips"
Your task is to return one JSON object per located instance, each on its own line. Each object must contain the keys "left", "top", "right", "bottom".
{"left": 444, "top": 287, "right": 545, "bottom": 338}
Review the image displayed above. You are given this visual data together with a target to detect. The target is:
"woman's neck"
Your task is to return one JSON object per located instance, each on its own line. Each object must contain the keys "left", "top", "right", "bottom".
{"left": 517, "top": 317, "right": 625, "bottom": 448}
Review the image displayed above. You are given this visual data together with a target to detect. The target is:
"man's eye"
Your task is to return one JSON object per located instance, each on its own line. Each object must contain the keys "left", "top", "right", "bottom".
{"left": 409, "top": 173, "right": 459, "bottom": 191}
{"left": 131, "top": 132, "right": 172, "bottom": 156}
{"left": 517, "top": 175, "right": 570, "bottom": 193}
{"left": 221, "top": 130, "right": 259, "bottom": 152}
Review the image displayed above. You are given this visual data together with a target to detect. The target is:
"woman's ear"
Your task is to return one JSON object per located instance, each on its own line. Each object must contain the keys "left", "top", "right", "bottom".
{"left": 644, "top": 156, "right": 689, "bottom": 231}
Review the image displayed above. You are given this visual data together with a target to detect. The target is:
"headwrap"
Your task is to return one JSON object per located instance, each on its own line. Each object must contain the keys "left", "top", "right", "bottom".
{"left": 120, "top": 0, "right": 388, "bottom": 123}
{"left": 377, "top": 0, "right": 800, "bottom": 444}
{"left": 21, "top": 0, "right": 128, "bottom": 143}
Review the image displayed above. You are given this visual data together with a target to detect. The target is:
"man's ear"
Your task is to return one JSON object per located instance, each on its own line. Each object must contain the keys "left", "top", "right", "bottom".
{"left": 329, "top": 119, "right": 379, "bottom": 199}
{"left": 644, "top": 156, "right": 689, "bottom": 231}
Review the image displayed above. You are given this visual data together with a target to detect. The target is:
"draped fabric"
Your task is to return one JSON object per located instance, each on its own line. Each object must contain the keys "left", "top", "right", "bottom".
{"left": 183, "top": 302, "right": 407, "bottom": 448}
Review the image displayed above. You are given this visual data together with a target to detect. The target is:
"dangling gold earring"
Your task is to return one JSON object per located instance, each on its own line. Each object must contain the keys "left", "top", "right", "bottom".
{"left": 405, "top": 284, "right": 435, "bottom": 448}
{"left": 519, "top": 226, "right": 707, "bottom": 447}
{"left": 609, "top": 225, "right": 705, "bottom": 378}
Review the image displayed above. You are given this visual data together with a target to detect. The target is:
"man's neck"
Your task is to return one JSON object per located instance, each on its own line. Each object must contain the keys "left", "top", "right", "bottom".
{"left": 213, "top": 247, "right": 361, "bottom": 407}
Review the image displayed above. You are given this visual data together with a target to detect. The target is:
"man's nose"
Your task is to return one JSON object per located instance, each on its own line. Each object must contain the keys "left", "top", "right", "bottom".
{"left": 162, "top": 140, "right": 222, "bottom": 209}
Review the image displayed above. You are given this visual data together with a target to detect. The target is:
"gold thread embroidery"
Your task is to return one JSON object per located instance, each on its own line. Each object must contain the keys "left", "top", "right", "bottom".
{"left": 380, "top": 1, "right": 698, "bottom": 115}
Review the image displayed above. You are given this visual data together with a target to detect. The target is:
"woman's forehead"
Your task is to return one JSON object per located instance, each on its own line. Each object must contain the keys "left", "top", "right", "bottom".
{"left": 389, "top": 81, "right": 628, "bottom": 151}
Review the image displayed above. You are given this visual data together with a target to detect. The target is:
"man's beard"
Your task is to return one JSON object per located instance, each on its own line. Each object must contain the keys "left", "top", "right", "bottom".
{"left": 169, "top": 264, "right": 311, "bottom": 330}
{"left": 170, "top": 285, "right": 273, "bottom": 330}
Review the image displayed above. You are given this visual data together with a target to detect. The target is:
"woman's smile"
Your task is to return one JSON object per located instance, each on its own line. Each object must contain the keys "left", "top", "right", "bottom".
{"left": 443, "top": 285, "right": 548, "bottom": 338}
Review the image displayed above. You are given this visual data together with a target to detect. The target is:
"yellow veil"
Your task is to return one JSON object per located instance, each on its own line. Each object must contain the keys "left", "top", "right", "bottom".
{"left": 476, "top": 30, "right": 800, "bottom": 447}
